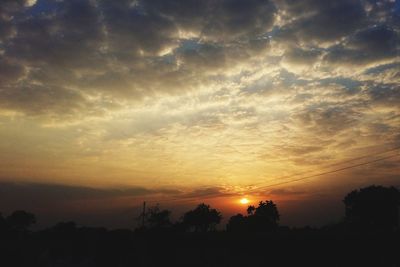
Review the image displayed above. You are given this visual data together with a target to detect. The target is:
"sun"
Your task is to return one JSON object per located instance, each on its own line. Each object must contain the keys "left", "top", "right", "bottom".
{"left": 239, "top": 198, "right": 250, "bottom": 205}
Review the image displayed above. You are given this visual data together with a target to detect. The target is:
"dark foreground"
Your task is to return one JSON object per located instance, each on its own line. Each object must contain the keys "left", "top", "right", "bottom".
{"left": 2, "top": 185, "right": 399, "bottom": 266}
{"left": 1, "top": 227, "right": 399, "bottom": 267}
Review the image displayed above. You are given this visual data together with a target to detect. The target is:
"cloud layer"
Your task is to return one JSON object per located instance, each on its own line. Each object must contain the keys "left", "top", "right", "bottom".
{"left": 0, "top": 0, "right": 399, "bottom": 221}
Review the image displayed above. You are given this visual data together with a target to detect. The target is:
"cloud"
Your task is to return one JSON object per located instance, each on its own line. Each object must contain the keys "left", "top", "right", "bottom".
{"left": 0, "top": 181, "right": 179, "bottom": 199}
{"left": 0, "top": 181, "right": 181, "bottom": 211}
{"left": 367, "top": 82, "right": 400, "bottom": 107}
{"left": 0, "top": 0, "right": 276, "bottom": 116}
{"left": 323, "top": 25, "right": 399, "bottom": 66}
{"left": 275, "top": 0, "right": 367, "bottom": 43}
{"left": 0, "top": 0, "right": 397, "bottom": 119}
{"left": 0, "top": 0, "right": 35, "bottom": 41}
{"left": 0, "top": 182, "right": 241, "bottom": 210}
{"left": 292, "top": 104, "right": 362, "bottom": 136}
{"left": 282, "top": 46, "right": 322, "bottom": 66}
{"left": 267, "top": 188, "right": 305, "bottom": 196}
{"left": 0, "top": 0, "right": 398, "bottom": 214}
{"left": 0, "top": 182, "right": 236, "bottom": 224}
{"left": 0, "top": 56, "right": 25, "bottom": 85}
{"left": 0, "top": 84, "right": 88, "bottom": 115}
{"left": 141, "top": 0, "right": 276, "bottom": 41}
{"left": 178, "top": 187, "right": 236, "bottom": 199}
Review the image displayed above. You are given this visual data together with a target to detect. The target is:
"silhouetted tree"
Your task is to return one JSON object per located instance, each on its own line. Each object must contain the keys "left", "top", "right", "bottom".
{"left": 343, "top": 185, "right": 400, "bottom": 230}
{"left": 227, "top": 200, "right": 280, "bottom": 232}
{"left": 6, "top": 210, "right": 36, "bottom": 232}
{"left": 226, "top": 214, "right": 247, "bottom": 232}
{"left": 146, "top": 205, "right": 172, "bottom": 230}
{"left": 254, "top": 200, "right": 280, "bottom": 225}
{"left": 0, "top": 212, "right": 6, "bottom": 231}
{"left": 182, "top": 203, "right": 222, "bottom": 232}
{"left": 247, "top": 205, "right": 255, "bottom": 215}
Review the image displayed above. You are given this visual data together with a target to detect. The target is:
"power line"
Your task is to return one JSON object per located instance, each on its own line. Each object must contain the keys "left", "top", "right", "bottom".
{"left": 250, "top": 145, "right": 400, "bottom": 188}
{"left": 312, "top": 145, "right": 400, "bottom": 168}
{"left": 249, "top": 153, "right": 400, "bottom": 192}
{"left": 144, "top": 145, "right": 400, "bottom": 203}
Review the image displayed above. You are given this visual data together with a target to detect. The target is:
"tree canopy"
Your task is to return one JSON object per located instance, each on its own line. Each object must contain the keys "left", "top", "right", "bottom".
{"left": 6, "top": 210, "right": 36, "bottom": 232}
{"left": 182, "top": 203, "right": 222, "bottom": 232}
{"left": 227, "top": 200, "right": 280, "bottom": 232}
{"left": 343, "top": 185, "right": 400, "bottom": 230}
{"left": 146, "top": 205, "right": 172, "bottom": 230}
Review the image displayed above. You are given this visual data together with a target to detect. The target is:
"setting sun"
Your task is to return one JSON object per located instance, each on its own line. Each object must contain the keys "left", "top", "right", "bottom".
{"left": 239, "top": 198, "right": 250, "bottom": 205}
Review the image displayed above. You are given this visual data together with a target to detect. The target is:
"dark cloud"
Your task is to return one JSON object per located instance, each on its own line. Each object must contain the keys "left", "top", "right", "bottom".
{"left": 0, "top": 84, "right": 87, "bottom": 115}
{"left": 0, "top": 182, "right": 240, "bottom": 210}
{"left": 202, "top": 0, "right": 276, "bottom": 41}
{"left": 0, "top": 0, "right": 276, "bottom": 115}
{"left": 367, "top": 82, "right": 400, "bottom": 106}
{"left": 267, "top": 188, "right": 305, "bottom": 196}
{"left": 364, "top": 62, "right": 400, "bottom": 76}
{"left": 0, "top": 56, "right": 25, "bottom": 85}
{"left": 293, "top": 105, "right": 362, "bottom": 135}
{"left": 177, "top": 43, "right": 227, "bottom": 71}
{"left": 0, "top": 0, "right": 34, "bottom": 41}
{"left": 363, "top": 62, "right": 400, "bottom": 84}
{"left": 283, "top": 46, "right": 321, "bottom": 66}
{"left": 142, "top": 0, "right": 276, "bottom": 41}
{"left": 0, "top": 181, "right": 180, "bottom": 208}
{"left": 362, "top": 0, "right": 399, "bottom": 21}
{"left": 7, "top": 0, "right": 104, "bottom": 67}
{"left": 276, "top": 0, "right": 367, "bottom": 43}
{"left": 324, "top": 25, "right": 399, "bottom": 66}
{"left": 0, "top": 0, "right": 107, "bottom": 115}
{"left": 0, "top": 0, "right": 397, "bottom": 118}
{"left": 100, "top": 0, "right": 178, "bottom": 58}
{"left": 318, "top": 77, "right": 362, "bottom": 94}
{"left": 178, "top": 187, "right": 235, "bottom": 199}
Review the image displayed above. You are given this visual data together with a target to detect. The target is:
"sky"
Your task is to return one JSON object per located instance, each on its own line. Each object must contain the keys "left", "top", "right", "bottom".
{"left": 0, "top": 0, "right": 399, "bottom": 228}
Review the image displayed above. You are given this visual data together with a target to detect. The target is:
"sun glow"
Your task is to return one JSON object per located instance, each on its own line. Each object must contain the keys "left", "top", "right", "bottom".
{"left": 239, "top": 198, "right": 250, "bottom": 205}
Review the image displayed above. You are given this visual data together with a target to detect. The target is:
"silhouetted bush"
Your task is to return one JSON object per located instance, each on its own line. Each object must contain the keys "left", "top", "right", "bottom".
{"left": 6, "top": 210, "right": 36, "bottom": 232}
{"left": 344, "top": 185, "right": 400, "bottom": 231}
{"left": 227, "top": 200, "right": 280, "bottom": 232}
{"left": 227, "top": 213, "right": 247, "bottom": 232}
{"left": 181, "top": 203, "right": 222, "bottom": 232}
{"left": 145, "top": 204, "right": 172, "bottom": 231}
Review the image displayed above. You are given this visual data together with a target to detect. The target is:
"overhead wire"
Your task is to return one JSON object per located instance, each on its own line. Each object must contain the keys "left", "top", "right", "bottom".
{"left": 249, "top": 145, "right": 400, "bottom": 188}
{"left": 141, "top": 145, "right": 400, "bottom": 204}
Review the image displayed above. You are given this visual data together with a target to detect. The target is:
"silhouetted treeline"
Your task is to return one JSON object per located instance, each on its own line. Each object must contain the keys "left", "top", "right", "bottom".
{"left": 137, "top": 203, "right": 222, "bottom": 233}
{"left": 1, "top": 185, "right": 399, "bottom": 267}
{"left": 227, "top": 200, "right": 279, "bottom": 232}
